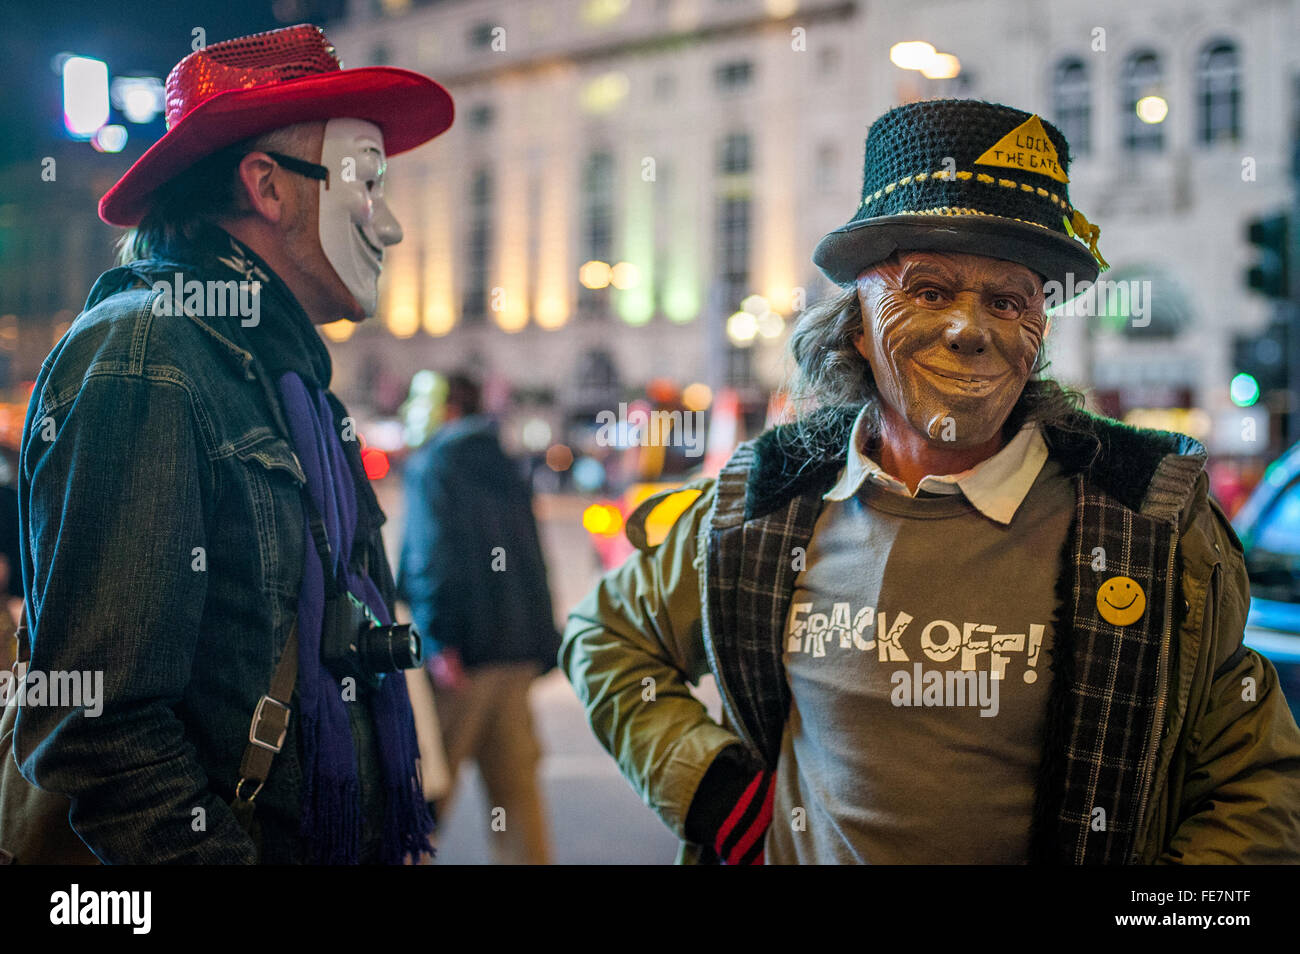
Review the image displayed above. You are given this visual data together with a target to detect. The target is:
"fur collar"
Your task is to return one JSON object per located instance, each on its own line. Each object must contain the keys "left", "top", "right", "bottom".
{"left": 745, "top": 406, "right": 1208, "bottom": 521}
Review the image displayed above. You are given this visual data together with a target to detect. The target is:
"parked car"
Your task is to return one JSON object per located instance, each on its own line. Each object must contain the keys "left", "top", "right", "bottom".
{"left": 1233, "top": 441, "right": 1300, "bottom": 721}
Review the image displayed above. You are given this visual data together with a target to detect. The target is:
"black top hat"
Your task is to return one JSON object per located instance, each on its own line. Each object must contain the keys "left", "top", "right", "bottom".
{"left": 814, "top": 99, "right": 1107, "bottom": 289}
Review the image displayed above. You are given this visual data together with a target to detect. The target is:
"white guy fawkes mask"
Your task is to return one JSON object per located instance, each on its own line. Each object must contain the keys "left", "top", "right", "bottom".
{"left": 318, "top": 117, "right": 403, "bottom": 317}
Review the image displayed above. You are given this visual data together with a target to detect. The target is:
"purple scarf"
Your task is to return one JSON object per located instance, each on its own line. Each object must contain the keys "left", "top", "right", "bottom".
{"left": 278, "top": 371, "right": 434, "bottom": 864}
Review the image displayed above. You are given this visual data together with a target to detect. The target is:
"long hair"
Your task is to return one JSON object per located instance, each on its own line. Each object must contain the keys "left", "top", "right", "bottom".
{"left": 114, "top": 122, "right": 322, "bottom": 265}
{"left": 783, "top": 276, "right": 1098, "bottom": 465}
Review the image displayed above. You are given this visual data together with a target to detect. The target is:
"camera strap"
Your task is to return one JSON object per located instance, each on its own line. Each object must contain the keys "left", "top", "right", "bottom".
{"left": 303, "top": 492, "right": 342, "bottom": 598}
{"left": 230, "top": 483, "right": 323, "bottom": 840}
{"left": 231, "top": 618, "right": 298, "bottom": 839}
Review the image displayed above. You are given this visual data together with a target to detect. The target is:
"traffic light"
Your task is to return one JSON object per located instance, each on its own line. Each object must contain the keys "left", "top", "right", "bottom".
{"left": 1232, "top": 315, "right": 1290, "bottom": 397}
{"left": 1229, "top": 372, "right": 1260, "bottom": 407}
{"left": 1244, "top": 213, "right": 1290, "bottom": 299}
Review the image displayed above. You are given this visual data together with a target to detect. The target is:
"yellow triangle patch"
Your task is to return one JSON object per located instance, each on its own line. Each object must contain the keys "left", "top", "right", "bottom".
{"left": 974, "top": 115, "right": 1069, "bottom": 184}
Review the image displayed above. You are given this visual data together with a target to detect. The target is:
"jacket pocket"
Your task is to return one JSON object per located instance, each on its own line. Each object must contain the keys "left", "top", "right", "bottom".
{"left": 231, "top": 430, "right": 306, "bottom": 603}
{"left": 233, "top": 430, "right": 306, "bottom": 485}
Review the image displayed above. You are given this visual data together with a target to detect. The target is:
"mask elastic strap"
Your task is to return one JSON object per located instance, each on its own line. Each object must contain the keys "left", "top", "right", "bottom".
{"left": 261, "top": 151, "right": 330, "bottom": 187}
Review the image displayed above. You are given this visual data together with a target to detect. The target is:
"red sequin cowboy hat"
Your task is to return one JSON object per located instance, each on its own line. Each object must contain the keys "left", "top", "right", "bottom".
{"left": 98, "top": 23, "right": 454, "bottom": 227}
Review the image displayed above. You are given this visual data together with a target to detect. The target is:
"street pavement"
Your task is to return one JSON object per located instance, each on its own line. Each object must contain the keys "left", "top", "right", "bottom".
{"left": 375, "top": 485, "right": 720, "bottom": 864}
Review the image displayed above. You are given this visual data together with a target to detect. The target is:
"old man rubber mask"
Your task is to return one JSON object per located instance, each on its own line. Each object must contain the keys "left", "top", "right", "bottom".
{"left": 854, "top": 251, "right": 1049, "bottom": 448}
{"left": 318, "top": 117, "right": 403, "bottom": 318}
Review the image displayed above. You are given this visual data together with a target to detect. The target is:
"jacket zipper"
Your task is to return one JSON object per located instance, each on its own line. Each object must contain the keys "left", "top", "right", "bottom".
{"left": 1128, "top": 526, "right": 1178, "bottom": 862}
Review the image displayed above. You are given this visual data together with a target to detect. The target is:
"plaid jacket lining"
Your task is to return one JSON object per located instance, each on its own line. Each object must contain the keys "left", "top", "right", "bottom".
{"left": 702, "top": 420, "right": 1202, "bottom": 864}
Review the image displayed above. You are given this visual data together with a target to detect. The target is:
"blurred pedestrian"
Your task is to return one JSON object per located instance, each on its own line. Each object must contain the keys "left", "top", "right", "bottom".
{"left": 8, "top": 24, "right": 453, "bottom": 864}
{"left": 399, "top": 372, "right": 560, "bottom": 864}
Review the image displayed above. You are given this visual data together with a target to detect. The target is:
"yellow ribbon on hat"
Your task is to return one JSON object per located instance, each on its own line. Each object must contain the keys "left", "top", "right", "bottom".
{"left": 1063, "top": 209, "right": 1109, "bottom": 271}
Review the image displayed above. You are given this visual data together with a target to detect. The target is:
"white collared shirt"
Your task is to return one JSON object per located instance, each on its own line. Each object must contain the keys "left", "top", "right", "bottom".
{"left": 823, "top": 406, "right": 1049, "bottom": 525}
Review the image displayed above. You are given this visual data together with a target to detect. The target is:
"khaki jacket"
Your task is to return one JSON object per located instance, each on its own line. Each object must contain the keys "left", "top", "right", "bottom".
{"left": 561, "top": 415, "right": 1300, "bottom": 863}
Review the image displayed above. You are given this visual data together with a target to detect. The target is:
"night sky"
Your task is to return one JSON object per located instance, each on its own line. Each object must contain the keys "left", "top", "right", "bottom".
{"left": 0, "top": 0, "right": 345, "bottom": 165}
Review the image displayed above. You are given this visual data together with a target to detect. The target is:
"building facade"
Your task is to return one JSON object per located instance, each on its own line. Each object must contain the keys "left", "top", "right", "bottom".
{"left": 2, "top": 0, "right": 1295, "bottom": 458}
{"left": 319, "top": 0, "right": 1298, "bottom": 455}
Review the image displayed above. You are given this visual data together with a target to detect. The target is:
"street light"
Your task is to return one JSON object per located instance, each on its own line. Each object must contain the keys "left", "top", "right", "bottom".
{"left": 726, "top": 310, "right": 757, "bottom": 346}
{"left": 889, "top": 41, "right": 936, "bottom": 71}
{"left": 1136, "top": 95, "right": 1168, "bottom": 124}
{"left": 756, "top": 311, "right": 785, "bottom": 339}
{"left": 921, "top": 53, "right": 961, "bottom": 79}
{"left": 91, "top": 125, "right": 128, "bottom": 153}
{"left": 610, "top": 262, "right": 640, "bottom": 289}
{"left": 579, "top": 260, "right": 612, "bottom": 289}
{"left": 111, "top": 76, "right": 164, "bottom": 124}
{"left": 62, "top": 55, "right": 109, "bottom": 138}
{"left": 1230, "top": 372, "right": 1261, "bottom": 408}
{"left": 890, "top": 42, "right": 961, "bottom": 79}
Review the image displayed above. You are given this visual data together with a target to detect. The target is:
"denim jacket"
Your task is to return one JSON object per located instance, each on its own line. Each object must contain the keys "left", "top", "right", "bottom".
{"left": 15, "top": 235, "right": 394, "bottom": 863}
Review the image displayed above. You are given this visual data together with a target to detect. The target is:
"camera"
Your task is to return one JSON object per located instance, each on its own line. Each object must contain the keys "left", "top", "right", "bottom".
{"left": 321, "top": 590, "right": 423, "bottom": 690}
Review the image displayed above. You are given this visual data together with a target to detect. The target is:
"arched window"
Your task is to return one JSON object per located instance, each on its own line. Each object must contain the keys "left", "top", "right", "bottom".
{"left": 578, "top": 151, "right": 615, "bottom": 319}
{"left": 1197, "top": 40, "right": 1241, "bottom": 145}
{"left": 573, "top": 347, "right": 621, "bottom": 410}
{"left": 718, "top": 132, "right": 752, "bottom": 175}
{"left": 1121, "top": 50, "right": 1165, "bottom": 153}
{"left": 1086, "top": 267, "right": 1192, "bottom": 339}
{"left": 461, "top": 168, "right": 493, "bottom": 323}
{"left": 581, "top": 151, "right": 615, "bottom": 261}
{"left": 1052, "top": 57, "right": 1091, "bottom": 156}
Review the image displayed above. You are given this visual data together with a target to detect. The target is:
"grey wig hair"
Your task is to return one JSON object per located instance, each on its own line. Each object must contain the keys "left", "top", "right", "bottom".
{"left": 783, "top": 275, "right": 1098, "bottom": 464}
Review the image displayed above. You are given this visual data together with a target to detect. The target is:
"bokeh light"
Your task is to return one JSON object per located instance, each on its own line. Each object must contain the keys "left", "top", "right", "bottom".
{"left": 361, "top": 447, "right": 390, "bottom": 480}
{"left": 682, "top": 382, "right": 713, "bottom": 412}
{"left": 63, "top": 56, "right": 109, "bottom": 137}
{"left": 321, "top": 320, "right": 356, "bottom": 341}
{"left": 579, "top": 260, "right": 612, "bottom": 289}
{"left": 521, "top": 417, "right": 553, "bottom": 451}
{"left": 546, "top": 444, "right": 575, "bottom": 471}
{"left": 1136, "top": 95, "right": 1168, "bottom": 124}
{"left": 611, "top": 262, "right": 640, "bottom": 290}
{"left": 91, "top": 125, "right": 128, "bottom": 153}
{"left": 727, "top": 310, "right": 757, "bottom": 346}
{"left": 921, "top": 53, "right": 961, "bottom": 79}
{"left": 889, "top": 41, "right": 937, "bottom": 71}
{"left": 582, "top": 502, "right": 623, "bottom": 536}
{"left": 1230, "top": 372, "right": 1260, "bottom": 408}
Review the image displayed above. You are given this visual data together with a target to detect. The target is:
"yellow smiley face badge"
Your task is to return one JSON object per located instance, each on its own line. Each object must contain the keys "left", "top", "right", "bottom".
{"left": 1097, "top": 576, "right": 1146, "bottom": 626}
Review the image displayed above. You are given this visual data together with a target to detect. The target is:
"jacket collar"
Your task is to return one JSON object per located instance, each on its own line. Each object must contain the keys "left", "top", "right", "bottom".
{"left": 746, "top": 402, "right": 1208, "bottom": 523}
{"left": 80, "top": 262, "right": 256, "bottom": 383}
{"left": 209, "top": 230, "right": 333, "bottom": 390}
{"left": 101, "top": 225, "right": 333, "bottom": 390}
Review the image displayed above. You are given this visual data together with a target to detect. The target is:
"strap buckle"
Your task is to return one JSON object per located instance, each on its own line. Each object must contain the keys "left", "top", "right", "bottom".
{"left": 248, "top": 695, "right": 291, "bottom": 753}
{"left": 234, "top": 777, "right": 265, "bottom": 803}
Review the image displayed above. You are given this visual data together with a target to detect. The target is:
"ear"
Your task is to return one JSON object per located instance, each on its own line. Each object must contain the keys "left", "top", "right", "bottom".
{"left": 851, "top": 285, "right": 872, "bottom": 362}
{"left": 852, "top": 330, "right": 872, "bottom": 362}
{"left": 234, "top": 152, "right": 290, "bottom": 226}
